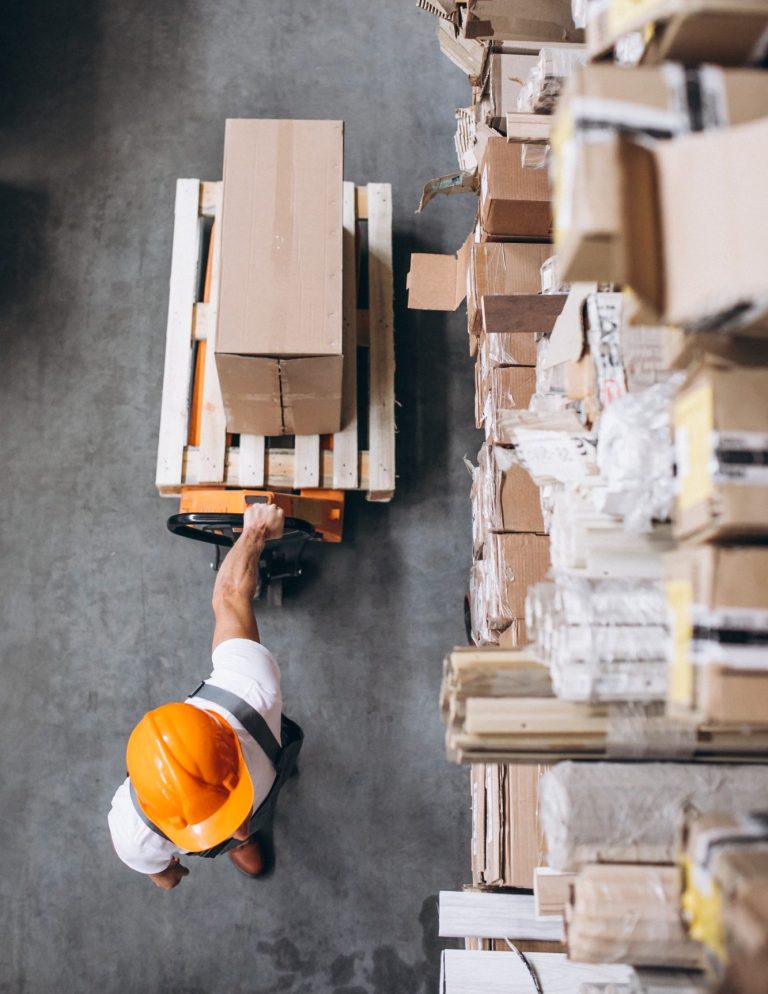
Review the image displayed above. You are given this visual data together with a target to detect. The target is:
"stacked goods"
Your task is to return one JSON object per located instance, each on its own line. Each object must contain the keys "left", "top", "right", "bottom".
{"left": 441, "top": 650, "right": 768, "bottom": 762}
{"left": 539, "top": 762, "right": 768, "bottom": 871}
{"left": 420, "top": 3, "right": 768, "bottom": 988}
{"left": 566, "top": 865, "right": 705, "bottom": 968}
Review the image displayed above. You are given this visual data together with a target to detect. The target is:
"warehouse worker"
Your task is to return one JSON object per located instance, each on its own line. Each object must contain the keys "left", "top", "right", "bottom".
{"left": 107, "top": 503, "right": 303, "bottom": 889}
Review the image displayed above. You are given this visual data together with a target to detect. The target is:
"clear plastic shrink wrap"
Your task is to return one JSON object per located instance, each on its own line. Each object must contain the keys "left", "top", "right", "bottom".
{"left": 596, "top": 376, "right": 684, "bottom": 533}
{"left": 540, "top": 761, "right": 768, "bottom": 871}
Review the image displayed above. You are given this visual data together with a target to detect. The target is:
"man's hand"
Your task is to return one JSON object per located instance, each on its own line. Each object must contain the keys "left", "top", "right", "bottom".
{"left": 149, "top": 856, "right": 189, "bottom": 891}
{"left": 243, "top": 503, "right": 284, "bottom": 541}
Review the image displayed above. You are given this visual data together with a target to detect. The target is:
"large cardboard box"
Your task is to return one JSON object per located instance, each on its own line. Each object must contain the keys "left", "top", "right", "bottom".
{"left": 553, "top": 65, "right": 768, "bottom": 283}
{"left": 666, "top": 544, "right": 768, "bottom": 721}
{"left": 673, "top": 356, "right": 768, "bottom": 541}
{"left": 462, "top": 0, "right": 582, "bottom": 41}
{"left": 624, "top": 116, "right": 768, "bottom": 333}
{"left": 479, "top": 139, "right": 552, "bottom": 239}
{"left": 487, "top": 532, "right": 551, "bottom": 629}
{"left": 483, "top": 366, "right": 538, "bottom": 444}
{"left": 469, "top": 242, "right": 551, "bottom": 336}
{"left": 216, "top": 119, "right": 344, "bottom": 436}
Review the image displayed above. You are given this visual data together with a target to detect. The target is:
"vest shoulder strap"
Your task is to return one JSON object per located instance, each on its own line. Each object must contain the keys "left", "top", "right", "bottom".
{"left": 191, "top": 681, "right": 282, "bottom": 769}
{"left": 129, "top": 780, "right": 172, "bottom": 842}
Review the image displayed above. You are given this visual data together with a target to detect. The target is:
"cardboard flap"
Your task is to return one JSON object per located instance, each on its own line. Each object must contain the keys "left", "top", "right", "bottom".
{"left": 417, "top": 169, "right": 480, "bottom": 213}
{"left": 407, "top": 235, "right": 472, "bottom": 311}
{"left": 621, "top": 137, "right": 664, "bottom": 325}
{"left": 543, "top": 283, "right": 595, "bottom": 369}
{"left": 482, "top": 293, "right": 567, "bottom": 335}
{"left": 280, "top": 356, "right": 343, "bottom": 436}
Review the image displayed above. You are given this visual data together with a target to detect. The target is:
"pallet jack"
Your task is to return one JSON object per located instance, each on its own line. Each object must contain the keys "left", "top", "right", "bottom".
{"left": 167, "top": 487, "right": 345, "bottom": 604}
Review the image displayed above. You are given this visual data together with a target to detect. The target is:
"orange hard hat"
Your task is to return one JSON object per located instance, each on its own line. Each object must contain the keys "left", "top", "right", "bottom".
{"left": 126, "top": 702, "right": 254, "bottom": 851}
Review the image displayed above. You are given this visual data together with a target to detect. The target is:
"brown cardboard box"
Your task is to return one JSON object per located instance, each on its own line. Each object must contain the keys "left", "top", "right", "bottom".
{"left": 472, "top": 444, "right": 544, "bottom": 556}
{"left": 624, "top": 117, "right": 768, "bottom": 332}
{"left": 480, "top": 139, "right": 552, "bottom": 239}
{"left": 468, "top": 242, "right": 551, "bottom": 335}
{"left": 587, "top": 0, "right": 768, "bottom": 65}
{"left": 406, "top": 236, "right": 472, "bottom": 311}
{"left": 554, "top": 65, "right": 768, "bottom": 284}
{"left": 673, "top": 356, "right": 768, "bottom": 540}
{"left": 487, "top": 532, "right": 551, "bottom": 627}
{"left": 666, "top": 544, "right": 768, "bottom": 720}
{"left": 462, "top": 0, "right": 582, "bottom": 41}
{"left": 487, "top": 52, "right": 539, "bottom": 126}
{"left": 483, "top": 444, "right": 545, "bottom": 534}
{"left": 216, "top": 119, "right": 344, "bottom": 435}
{"left": 483, "top": 366, "right": 539, "bottom": 445}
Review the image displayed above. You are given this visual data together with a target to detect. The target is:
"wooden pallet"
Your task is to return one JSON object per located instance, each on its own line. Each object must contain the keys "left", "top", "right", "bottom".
{"left": 155, "top": 179, "right": 395, "bottom": 500}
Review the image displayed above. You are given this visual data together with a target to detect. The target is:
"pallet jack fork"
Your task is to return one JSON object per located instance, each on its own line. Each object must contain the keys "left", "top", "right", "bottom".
{"left": 167, "top": 487, "right": 345, "bottom": 604}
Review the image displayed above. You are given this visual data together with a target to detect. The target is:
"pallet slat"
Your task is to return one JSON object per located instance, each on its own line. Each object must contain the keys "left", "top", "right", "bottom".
{"left": 333, "top": 181, "right": 360, "bottom": 489}
{"left": 237, "top": 434, "right": 265, "bottom": 487}
{"left": 293, "top": 435, "right": 321, "bottom": 488}
{"left": 366, "top": 182, "right": 395, "bottom": 502}
{"left": 176, "top": 446, "right": 371, "bottom": 493}
{"left": 155, "top": 179, "right": 203, "bottom": 492}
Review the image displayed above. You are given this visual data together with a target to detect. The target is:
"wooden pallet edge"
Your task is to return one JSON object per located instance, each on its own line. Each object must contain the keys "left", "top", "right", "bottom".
{"left": 365, "top": 182, "right": 396, "bottom": 503}
{"left": 155, "top": 179, "right": 203, "bottom": 493}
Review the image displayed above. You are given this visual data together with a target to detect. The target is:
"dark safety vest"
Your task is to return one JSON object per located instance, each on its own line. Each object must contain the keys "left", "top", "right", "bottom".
{"left": 129, "top": 681, "right": 303, "bottom": 859}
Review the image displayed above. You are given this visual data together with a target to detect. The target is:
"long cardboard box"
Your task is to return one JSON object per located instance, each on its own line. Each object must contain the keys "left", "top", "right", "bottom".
{"left": 673, "top": 356, "right": 768, "bottom": 540}
{"left": 216, "top": 119, "right": 344, "bottom": 436}
{"left": 552, "top": 64, "right": 768, "bottom": 283}
{"left": 480, "top": 139, "right": 552, "bottom": 239}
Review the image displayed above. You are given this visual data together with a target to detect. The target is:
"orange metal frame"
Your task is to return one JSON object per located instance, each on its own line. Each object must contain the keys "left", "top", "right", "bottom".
{"left": 178, "top": 487, "right": 345, "bottom": 543}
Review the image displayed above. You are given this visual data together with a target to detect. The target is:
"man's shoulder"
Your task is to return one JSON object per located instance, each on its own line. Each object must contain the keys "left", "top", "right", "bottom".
{"left": 210, "top": 638, "right": 281, "bottom": 698}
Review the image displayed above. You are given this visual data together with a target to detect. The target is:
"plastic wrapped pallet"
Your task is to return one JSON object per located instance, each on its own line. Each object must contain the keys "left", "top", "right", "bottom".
{"left": 567, "top": 864, "right": 705, "bottom": 969}
{"left": 540, "top": 761, "right": 768, "bottom": 871}
{"left": 526, "top": 575, "right": 669, "bottom": 702}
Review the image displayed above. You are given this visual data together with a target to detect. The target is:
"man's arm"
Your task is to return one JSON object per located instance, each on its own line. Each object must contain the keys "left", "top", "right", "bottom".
{"left": 212, "top": 503, "right": 284, "bottom": 651}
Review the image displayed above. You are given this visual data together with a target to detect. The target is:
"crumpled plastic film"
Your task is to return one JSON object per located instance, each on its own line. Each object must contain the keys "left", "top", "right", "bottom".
{"left": 540, "top": 761, "right": 768, "bottom": 871}
{"left": 540, "top": 255, "right": 571, "bottom": 295}
{"left": 606, "top": 702, "right": 698, "bottom": 759}
{"left": 568, "top": 864, "right": 702, "bottom": 968}
{"left": 596, "top": 375, "right": 685, "bottom": 533}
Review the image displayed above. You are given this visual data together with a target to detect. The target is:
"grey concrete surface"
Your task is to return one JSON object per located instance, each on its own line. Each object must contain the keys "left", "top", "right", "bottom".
{"left": 0, "top": 2, "right": 483, "bottom": 992}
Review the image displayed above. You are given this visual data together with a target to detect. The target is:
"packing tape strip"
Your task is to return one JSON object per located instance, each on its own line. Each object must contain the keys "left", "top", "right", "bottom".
{"left": 606, "top": 702, "right": 698, "bottom": 759}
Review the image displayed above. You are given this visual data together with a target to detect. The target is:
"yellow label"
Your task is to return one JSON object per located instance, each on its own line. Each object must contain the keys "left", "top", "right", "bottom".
{"left": 667, "top": 578, "right": 694, "bottom": 707}
{"left": 551, "top": 110, "right": 574, "bottom": 247}
{"left": 674, "top": 382, "right": 714, "bottom": 513}
{"left": 681, "top": 855, "right": 726, "bottom": 961}
{"left": 608, "top": 0, "right": 658, "bottom": 33}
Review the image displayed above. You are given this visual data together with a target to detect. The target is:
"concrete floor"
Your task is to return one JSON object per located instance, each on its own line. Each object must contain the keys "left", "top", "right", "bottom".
{"left": 0, "top": 2, "right": 482, "bottom": 991}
